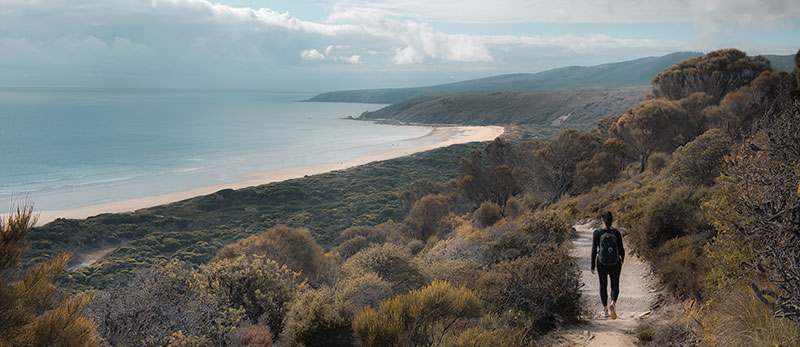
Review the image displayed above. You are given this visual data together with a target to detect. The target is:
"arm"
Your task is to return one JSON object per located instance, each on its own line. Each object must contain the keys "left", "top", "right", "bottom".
{"left": 617, "top": 229, "right": 625, "bottom": 264}
{"left": 591, "top": 230, "right": 598, "bottom": 271}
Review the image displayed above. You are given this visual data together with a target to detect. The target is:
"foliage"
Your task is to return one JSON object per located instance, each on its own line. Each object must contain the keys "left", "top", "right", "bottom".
{"left": 404, "top": 194, "right": 451, "bottom": 241}
{"left": 459, "top": 138, "right": 523, "bottom": 213}
{"left": 213, "top": 225, "right": 330, "bottom": 282}
{"left": 612, "top": 98, "right": 689, "bottom": 172}
{"left": 651, "top": 48, "right": 771, "bottom": 103}
{"left": 645, "top": 152, "right": 671, "bottom": 174}
{"left": 352, "top": 281, "right": 483, "bottom": 347}
{"left": 86, "top": 259, "right": 243, "bottom": 346}
{"left": 397, "top": 179, "right": 444, "bottom": 215}
{"left": 281, "top": 287, "right": 354, "bottom": 347}
{"left": 340, "top": 244, "right": 426, "bottom": 294}
{"left": 229, "top": 325, "right": 274, "bottom": 347}
{"left": 202, "top": 255, "right": 300, "bottom": 334}
{"left": 481, "top": 249, "right": 581, "bottom": 332}
{"left": 530, "top": 129, "right": 599, "bottom": 202}
{"left": 28, "top": 143, "right": 481, "bottom": 290}
{"left": 473, "top": 201, "right": 503, "bottom": 227}
{"left": 332, "top": 226, "right": 386, "bottom": 260}
{"left": 0, "top": 205, "right": 100, "bottom": 347}
{"left": 665, "top": 128, "right": 731, "bottom": 186}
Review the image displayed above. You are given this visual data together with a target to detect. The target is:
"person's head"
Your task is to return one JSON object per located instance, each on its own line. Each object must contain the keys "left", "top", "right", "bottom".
{"left": 600, "top": 211, "right": 613, "bottom": 229}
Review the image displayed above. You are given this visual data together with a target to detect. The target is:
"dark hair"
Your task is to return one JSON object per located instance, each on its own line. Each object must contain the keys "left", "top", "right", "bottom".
{"left": 601, "top": 211, "right": 613, "bottom": 228}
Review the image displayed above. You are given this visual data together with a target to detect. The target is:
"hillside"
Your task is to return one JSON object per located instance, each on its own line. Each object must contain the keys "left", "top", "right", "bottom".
{"left": 309, "top": 52, "right": 700, "bottom": 103}
{"left": 357, "top": 86, "right": 648, "bottom": 128}
{"left": 309, "top": 52, "right": 795, "bottom": 104}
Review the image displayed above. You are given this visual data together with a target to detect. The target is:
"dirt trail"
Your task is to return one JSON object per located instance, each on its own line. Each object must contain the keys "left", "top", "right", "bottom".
{"left": 544, "top": 222, "right": 660, "bottom": 346}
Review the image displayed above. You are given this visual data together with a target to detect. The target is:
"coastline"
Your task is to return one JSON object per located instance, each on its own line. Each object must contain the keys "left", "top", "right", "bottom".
{"left": 36, "top": 125, "right": 504, "bottom": 225}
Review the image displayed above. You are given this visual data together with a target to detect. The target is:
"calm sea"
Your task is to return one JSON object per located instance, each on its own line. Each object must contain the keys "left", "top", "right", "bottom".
{"left": 0, "top": 88, "right": 431, "bottom": 211}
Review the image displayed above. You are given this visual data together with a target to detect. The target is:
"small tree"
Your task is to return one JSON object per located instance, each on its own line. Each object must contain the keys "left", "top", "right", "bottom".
{"left": 530, "top": 129, "right": 598, "bottom": 202}
{"left": 0, "top": 205, "right": 100, "bottom": 346}
{"left": 404, "top": 194, "right": 451, "bottom": 241}
{"left": 459, "top": 138, "right": 523, "bottom": 214}
{"left": 612, "top": 99, "right": 689, "bottom": 172}
{"left": 353, "top": 281, "right": 483, "bottom": 347}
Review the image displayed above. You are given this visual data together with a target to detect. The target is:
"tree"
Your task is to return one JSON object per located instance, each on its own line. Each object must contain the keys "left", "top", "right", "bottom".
{"left": 404, "top": 194, "right": 451, "bottom": 241}
{"left": 0, "top": 205, "right": 101, "bottom": 346}
{"left": 612, "top": 99, "right": 689, "bottom": 172}
{"left": 202, "top": 255, "right": 300, "bottom": 334}
{"left": 679, "top": 92, "right": 715, "bottom": 136}
{"left": 530, "top": 129, "right": 598, "bottom": 202}
{"left": 214, "top": 225, "right": 330, "bottom": 282}
{"left": 352, "top": 281, "right": 483, "bottom": 347}
{"left": 458, "top": 138, "right": 523, "bottom": 214}
{"left": 651, "top": 48, "right": 771, "bottom": 103}
{"left": 398, "top": 179, "right": 444, "bottom": 214}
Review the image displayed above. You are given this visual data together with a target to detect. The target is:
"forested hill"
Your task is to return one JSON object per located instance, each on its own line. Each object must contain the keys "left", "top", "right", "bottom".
{"left": 309, "top": 52, "right": 796, "bottom": 104}
{"left": 308, "top": 52, "right": 700, "bottom": 103}
{"left": 356, "top": 86, "right": 648, "bottom": 127}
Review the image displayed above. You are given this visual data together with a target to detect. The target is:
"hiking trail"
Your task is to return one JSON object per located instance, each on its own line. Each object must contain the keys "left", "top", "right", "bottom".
{"left": 543, "top": 222, "right": 661, "bottom": 346}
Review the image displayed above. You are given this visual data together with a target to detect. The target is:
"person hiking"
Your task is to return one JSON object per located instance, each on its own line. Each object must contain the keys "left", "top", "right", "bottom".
{"left": 590, "top": 211, "right": 624, "bottom": 319}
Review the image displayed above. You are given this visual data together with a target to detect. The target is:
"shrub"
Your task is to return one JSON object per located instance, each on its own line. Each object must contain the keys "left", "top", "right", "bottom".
{"left": 333, "top": 226, "right": 385, "bottom": 259}
{"left": 87, "top": 260, "right": 244, "bottom": 346}
{"left": 0, "top": 205, "right": 101, "bottom": 347}
{"left": 473, "top": 201, "right": 503, "bottom": 227}
{"left": 202, "top": 255, "right": 300, "bottom": 334}
{"left": 340, "top": 244, "right": 427, "bottom": 294}
{"left": 665, "top": 128, "right": 731, "bottom": 186}
{"left": 441, "top": 312, "right": 530, "bottom": 346}
{"left": 352, "top": 281, "right": 483, "bottom": 347}
{"left": 404, "top": 194, "right": 451, "bottom": 241}
{"left": 646, "top": 152, "right": 671, "bottom": 174}
{"left": 230, "top": 325, "right": 273, "bottom": 347}
{"left": 651, "top": 235, "right": 709, "bottom": 300}
{"left": 337, "top": 272, "right": 393, "bottom": 312}
{"left": 213, "top": 225, "right": 330, "bottom": 282}
{"left": 281, "top": 287, "right": 354, "bottom": 347}
{"left": 481, "top": 248, "right": 581, "bottom": 333}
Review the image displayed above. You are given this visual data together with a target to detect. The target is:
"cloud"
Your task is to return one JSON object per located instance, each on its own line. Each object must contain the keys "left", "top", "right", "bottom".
{"left": 300, "top": 48, "right": 326, "bottom": 60}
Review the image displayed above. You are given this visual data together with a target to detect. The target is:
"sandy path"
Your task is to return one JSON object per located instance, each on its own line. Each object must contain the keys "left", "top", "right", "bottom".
{"left": 36, "top": 125, "right": 504, "bottom": 225}
{"left": 544, "top": 222, "right": 659, "bottom": 346}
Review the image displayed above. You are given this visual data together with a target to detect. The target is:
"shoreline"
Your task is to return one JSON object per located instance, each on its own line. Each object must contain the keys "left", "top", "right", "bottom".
{"left": 36, "top": 125, "right": 504, "bottom": 225}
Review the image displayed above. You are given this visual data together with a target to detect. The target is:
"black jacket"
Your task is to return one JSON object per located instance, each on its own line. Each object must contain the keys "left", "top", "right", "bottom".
{"left": 591, "top": 228, "right": 624, "bottom": 270}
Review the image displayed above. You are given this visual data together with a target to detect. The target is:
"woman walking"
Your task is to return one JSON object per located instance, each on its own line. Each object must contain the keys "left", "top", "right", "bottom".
{"left": 590, "top": 211, "right": 624, "bottom": 319}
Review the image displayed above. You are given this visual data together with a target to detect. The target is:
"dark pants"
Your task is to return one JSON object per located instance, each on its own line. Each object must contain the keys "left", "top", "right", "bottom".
{"left": 597, "top": 262, "right": 621, "bottom": 306}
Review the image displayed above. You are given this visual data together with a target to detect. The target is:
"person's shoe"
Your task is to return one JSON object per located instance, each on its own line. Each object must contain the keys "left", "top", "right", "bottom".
{"left": 609, "top": 303, "right": 617, "bottom": 320}
{"left": 599, "top": 310, "right": 610, "bottom": 319}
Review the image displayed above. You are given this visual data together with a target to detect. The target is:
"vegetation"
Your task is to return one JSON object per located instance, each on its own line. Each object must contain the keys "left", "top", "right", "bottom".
{"left": 0, "top": 206, "right": 100, "bottom": 346}
{"left": 357, "top": 87, "right": 648, "bottom": 128}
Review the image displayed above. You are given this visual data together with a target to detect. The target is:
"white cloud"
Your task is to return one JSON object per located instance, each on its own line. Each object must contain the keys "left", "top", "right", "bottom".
{"left": 300, "top": 48, "right": 326, "bottom": 60}
{"left": 338, "top": 54, "right": 361, "bottom": 63}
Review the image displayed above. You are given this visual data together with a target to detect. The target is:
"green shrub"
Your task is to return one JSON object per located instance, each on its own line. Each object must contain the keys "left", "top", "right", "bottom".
{"left": 665, "top": 128, "right": 731, "bottom": 186}
{"left": 353, "top": 281, "right": 483, "bottom": 347}
{"left": 340, "top": 244, "right": 427, "bottom": 294}
{"left": 202, "top": 256, "right": 300, "bottom": 334}
{"left": 213, "top": 225, "right": 330, "bottom": 282}
{"left": 282, "top": 287, "right": 353, "bottom": 347}
{"left": 652, "top": 235, "right": 709, "bottom": 300}
{"left": 473, "top": 201, "right": 503, "bottom": 227}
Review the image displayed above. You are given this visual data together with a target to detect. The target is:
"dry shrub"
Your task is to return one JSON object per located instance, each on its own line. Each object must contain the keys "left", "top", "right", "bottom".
{"left": 702, "top": 283, "right": 800, "bottom": 347}
{"left": 230, "top": 325, "right": 273, "bottom": 347}
{"left": 473, "top": 201, "right": 503, "bottom": 227}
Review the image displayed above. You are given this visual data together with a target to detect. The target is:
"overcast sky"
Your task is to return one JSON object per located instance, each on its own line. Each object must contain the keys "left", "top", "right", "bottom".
{"left": 1, "top": 0, "right": 798, "bottom": 92}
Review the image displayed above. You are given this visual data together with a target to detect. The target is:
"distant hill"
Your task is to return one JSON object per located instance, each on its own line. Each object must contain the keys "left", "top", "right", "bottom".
{"left": 357, "top": 86, "right": 649, "bottom": 128}
{"left": 310, "top": 52, "right": 796, "bottom": 104}
{"left": 309, "top": 52, "right": 701, "bottom": 103}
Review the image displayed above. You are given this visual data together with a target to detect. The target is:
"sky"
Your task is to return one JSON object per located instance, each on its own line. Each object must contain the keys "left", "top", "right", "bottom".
{"left": 1, "top": 0, "right": 798, "bottom": 92}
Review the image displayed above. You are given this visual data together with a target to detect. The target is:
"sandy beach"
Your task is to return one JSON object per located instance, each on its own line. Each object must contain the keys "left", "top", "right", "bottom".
{"left": 36, "top": 125, "right": 504, "bottom": 225}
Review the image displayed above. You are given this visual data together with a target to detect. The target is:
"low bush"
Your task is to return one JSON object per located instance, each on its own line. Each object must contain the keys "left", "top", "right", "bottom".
{"left": 340, "top": 244, "right": 427, "bottom": 294}
{"left": 281, "top": 287, "right": 354, "bottom": 347}
{"left": 473, "top": 201, "right": 503, "bottom": 227}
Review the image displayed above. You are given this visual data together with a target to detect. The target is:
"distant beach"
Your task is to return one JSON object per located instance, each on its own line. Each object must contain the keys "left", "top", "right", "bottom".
{"left": 36, "top": 125, "right": 503, "bottom": 225}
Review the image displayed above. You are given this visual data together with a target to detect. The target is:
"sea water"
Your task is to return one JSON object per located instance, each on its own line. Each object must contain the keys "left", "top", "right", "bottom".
{"left": 0, "top": 88, "right": 432, "bottom": 211}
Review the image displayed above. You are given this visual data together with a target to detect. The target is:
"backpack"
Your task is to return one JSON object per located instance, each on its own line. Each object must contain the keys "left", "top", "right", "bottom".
{"left": 598, "top": 230, "right": 620, "bottom": 266}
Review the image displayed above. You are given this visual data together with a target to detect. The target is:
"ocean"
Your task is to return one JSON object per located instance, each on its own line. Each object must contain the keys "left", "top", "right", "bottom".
{"left": 0, "top": 88, "right": 432, "bottom": 211}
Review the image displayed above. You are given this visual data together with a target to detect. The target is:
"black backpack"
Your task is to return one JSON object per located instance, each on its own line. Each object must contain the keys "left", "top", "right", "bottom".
{"left": 598, "top": 230, "right": 620, "bottom": 266}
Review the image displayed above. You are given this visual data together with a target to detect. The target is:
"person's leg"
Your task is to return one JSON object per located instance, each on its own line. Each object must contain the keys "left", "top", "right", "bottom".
{"left": 609, "top": 263, "right": 622, "bottom": 303}
{"left": 598, "top": 266, "right": 609, "bottom": 307}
